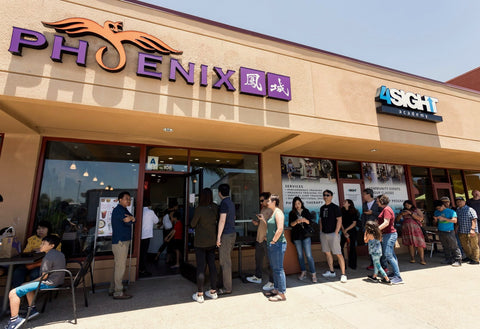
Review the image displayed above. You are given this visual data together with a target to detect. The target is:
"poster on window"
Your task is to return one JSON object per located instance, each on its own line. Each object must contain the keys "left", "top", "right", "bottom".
{"left": 281, "top": 156, "right": 338, "bottom": 221}
{"left": 362, "top": 162, "right": 408, "bottom": 212}
{"left": 97, "top": 197, "right": 134, "bottom": 237}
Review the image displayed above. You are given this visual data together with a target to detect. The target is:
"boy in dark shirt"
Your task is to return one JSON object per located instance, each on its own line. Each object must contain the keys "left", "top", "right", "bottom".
{"left": 5, "top": 235, "right": 65, "bottom": 329}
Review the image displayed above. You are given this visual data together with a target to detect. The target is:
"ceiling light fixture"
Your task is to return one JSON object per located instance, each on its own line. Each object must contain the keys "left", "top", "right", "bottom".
{"left": 69, "top": 162, "right": 77, "bottom": 170}
{"left": 100, "top": 181, "right": 104, "bottom": 186}
{"left": 370, "top": 149, "right": 377, "bottom": 152}
{"left": 92, "top": 176, "right": 98, "bottom": 182}
{"left": 83, "top": 170, "right": 89, "bottom": 177}
{"left": 163, "top": 128, "right": 174, "bottom": 132}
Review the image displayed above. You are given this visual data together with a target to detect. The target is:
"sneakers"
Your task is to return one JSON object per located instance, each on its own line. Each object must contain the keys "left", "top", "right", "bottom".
{"left": 26, "top": 306, "right": 40, "bottom": 320}
{"left": 5, "top": 317, "right": 26, "bottom": 329}
{"left": 367, "top": 275, "right": 379, "bottom": 283}
{"left": 322, "top": 270, "right": 336, "bottom": 278}
{"left": 262, "top": 282, "right": 275, "bottom": 291}
{"left": 246, "top": 275, "right": 262, "bottom": 284}
{"left": 204, "top": 290, "right": 218, "bottom": 299}
{"left": 451, "top": 261, "right": 462, "bottom": 267}
{"left": 468, "top": 260, "right": 479, "bottom": 265}
{"left": 340, "top": 275, "right": 347, "bottom": 283}
{"left": 380, "top": 277, "right": 392, "bottom": 285}
{"left": 192, "top": 293, "right": 204, "bottom": 303}
{"left": 390, "top": 276, "right": 404, "bottom": 285}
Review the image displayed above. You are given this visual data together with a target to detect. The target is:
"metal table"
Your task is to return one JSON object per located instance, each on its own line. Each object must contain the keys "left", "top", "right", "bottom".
{"left": 0, "top": 254, "right": 44, "bottom": 316}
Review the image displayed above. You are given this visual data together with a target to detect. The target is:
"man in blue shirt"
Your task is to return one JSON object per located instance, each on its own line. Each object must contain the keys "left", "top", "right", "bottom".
{"left": 433, "top": 200, "right": 461, "bottom": 266}
{"left": 455, "top": 196, "right": 479, "bottom": 264}
{"left": 216, "top": 184, "right": 236, "bottom": 294}
{"left": 109, "top": 191, "right": 135, "bottom": 299}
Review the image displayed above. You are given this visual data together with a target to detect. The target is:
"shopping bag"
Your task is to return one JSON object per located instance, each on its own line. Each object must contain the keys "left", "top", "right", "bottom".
{"left": 0, "top": 236, "right": 21, "bottom": 258}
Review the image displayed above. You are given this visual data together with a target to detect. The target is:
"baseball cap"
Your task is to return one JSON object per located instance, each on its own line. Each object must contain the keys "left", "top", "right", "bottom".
{"left": 455, "top": 196, "right": 465, "bottom": 201}
{"left": 440, "top": 196, "right": 450, "bottom": 201}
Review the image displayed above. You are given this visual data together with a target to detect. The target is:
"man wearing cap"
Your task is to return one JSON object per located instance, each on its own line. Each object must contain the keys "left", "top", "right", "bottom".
{"left": 455, "top": 197, "right": 479, "bottom": 264}
{"left": 433, "top": 200, "right": 462, "bottom": 266}
{"left": 440, "top": 196, "right": 453, "bottom": 209}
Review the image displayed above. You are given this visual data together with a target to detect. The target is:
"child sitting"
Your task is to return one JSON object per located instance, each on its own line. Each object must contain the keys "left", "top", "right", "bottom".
{"left": 364, "top": 222, "right": 391, "bottom": 284}
{"left": 5, "top": 235, "right": 66, "bottom": 329}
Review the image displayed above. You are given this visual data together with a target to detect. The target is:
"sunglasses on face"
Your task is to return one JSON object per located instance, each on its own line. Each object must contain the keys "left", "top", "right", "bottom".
{"left": 259, "top": 199, "right": 265, "bottom": 202}
{"left": 323, "top": 194, "right": 331, "bottom": 197}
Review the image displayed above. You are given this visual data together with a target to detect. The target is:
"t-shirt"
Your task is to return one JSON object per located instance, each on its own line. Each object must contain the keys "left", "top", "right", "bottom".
{"left": 40, "top": 249, "right": 66, "bottom": 286}
{"left": 219, "top": 197, "right": 236, "bottom": 235}
{"left": 23, "top": 234, "right": 62, "bottom": 253}
{"left": 378, "top": 206, "right": 396, "bottom": 234}
{"left": 191, "top": 204, "right": 218, "bottom": 248}
{"left": 320, "top": 203, "right": 342, "bottom": 234}
{"left": 162, "top": 213, "right": 173, "bottom": 230}
{"left": 173, "top": 220, "right": 183, "bottom": 240}
{"left": 434, "top": 208, "right": 456, "bottom": 232}
{"left": 141, "top": 207, "right": 159, "bottom": 239}
{"left": 111, "top": 204, "right": 134, "bottom": 244}
{"left": 368, "top": 239, "right": 382, "bottom": 256}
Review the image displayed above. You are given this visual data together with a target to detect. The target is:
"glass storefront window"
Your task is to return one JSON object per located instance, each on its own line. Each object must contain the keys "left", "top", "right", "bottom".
{"left": 448, "top": 169, "right": 465, "bottom": 199}
{"left": 146, "top": 147, "right": 188, "bottom": 172}
{"left": 431, "top": 168, "right": 449, "bottom": 183}
{"left": 35, "top": 141, "right": 140, "bottom": 258}
{"left": 189, "top": 150, "right": 260, "bottom": 238}
{"left": 338, "top": 161, "right": 361, "bottom": 179}
{"left": 464, "top": 170, "right": 480, "bottom": 199}
{"left": 411, "top": 167, "right": 433, "bottom": 224}
{"left": 0, "top": 133, "right": 3, "bottom": 157}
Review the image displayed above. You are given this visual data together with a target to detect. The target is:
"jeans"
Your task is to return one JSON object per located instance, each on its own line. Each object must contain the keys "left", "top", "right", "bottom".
{"left": 381, "top": 232, "right": 401, "bottom": 278}
{"left": 293, "top": 238, "right": 316, "bottom": 273}
{"left": 195, "top": 246, "right": 217, "bottom": 292}
{"left": 438, "top": 231, "right": 462, "bottom": 262}
{"left": 254, "top": 241, "right": 273, "bottom": 282}
{"left": 139, "top": 238, "right": 150, "bottom": 272}
{"left": 268, "top": 241, "right": 287, "bottom": 294}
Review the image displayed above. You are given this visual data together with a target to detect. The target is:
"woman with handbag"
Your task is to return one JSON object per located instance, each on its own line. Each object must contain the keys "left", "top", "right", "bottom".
{"left": 396, "top": 200, "right": 426, "bottom": 265}
{"left": 289, "top": 197, "right": 317, "bottom": 283}
{"left": 340, "top": 199, "right": 359, "bottom": 270}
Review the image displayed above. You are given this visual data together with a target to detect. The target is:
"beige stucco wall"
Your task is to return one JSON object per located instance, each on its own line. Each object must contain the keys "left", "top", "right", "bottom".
{"left": 0, "top": 133, "right": 41, "bottom": 242}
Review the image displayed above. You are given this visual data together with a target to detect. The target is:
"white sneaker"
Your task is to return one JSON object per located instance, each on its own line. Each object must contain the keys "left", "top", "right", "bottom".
{"left": 340, "top": 275, "right": 347, "bottom": 283}
{"left": 246, "top": 275, "right": 262, "bottom": 284}
{"left": 192, "top": 293, "right": 204, "bottom": 303}
{"left": 262, "top": 282, "right": 275, "bottom": 291}
{"left": 204, "top": 290, "right": 218, "bottom": 299}
{"left": 322, "top": 270, "right": 336, "bottom": 278}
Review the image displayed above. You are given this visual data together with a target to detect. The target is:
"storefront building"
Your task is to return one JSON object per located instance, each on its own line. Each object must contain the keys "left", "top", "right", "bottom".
{"left": 2, "top": 0, "right": 480, "bottom": 281}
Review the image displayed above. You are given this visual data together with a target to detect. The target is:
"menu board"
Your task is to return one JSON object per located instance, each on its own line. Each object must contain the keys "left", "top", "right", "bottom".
{"left": 97, "top": 197, "right": 134, "bottom": 237}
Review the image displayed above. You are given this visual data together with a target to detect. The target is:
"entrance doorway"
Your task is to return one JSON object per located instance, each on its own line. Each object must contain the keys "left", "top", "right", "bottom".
{"left": 141, "top": 171, "right": 201, "bottom": 277}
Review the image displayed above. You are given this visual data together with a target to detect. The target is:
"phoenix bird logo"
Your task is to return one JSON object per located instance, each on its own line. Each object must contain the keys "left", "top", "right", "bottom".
{"left": 42, "top": 17, "right": 183, "bottom": 72}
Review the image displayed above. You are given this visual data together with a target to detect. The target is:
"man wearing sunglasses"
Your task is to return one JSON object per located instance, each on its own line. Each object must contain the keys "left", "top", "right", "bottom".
{"left": 320, "top": 190, "right": 347, "bottom": 283}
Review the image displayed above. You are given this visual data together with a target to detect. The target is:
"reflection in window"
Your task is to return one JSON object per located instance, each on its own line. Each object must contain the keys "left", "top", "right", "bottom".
{"left": 411, "top": 167, "right": 433, "bottom": 225}
{"left": 464, "top": 170, "right": 480, "bottom": 199}
{"left": 190, "top": 150, "right": 260, "bottom": 238}
{"left": 449, "top": 169, "right": 464, "bottom": 199}
{"left": 431, "top": 168, "right": 449, "bottom": 183}
{"left": 0, "top": 133, "right": 3, "bottom": 157}
{"left": 338, "top": 161, "right": 361, "bottom": 179}
{"left": 35, "top": 141, "right": 140, "bottom": 258}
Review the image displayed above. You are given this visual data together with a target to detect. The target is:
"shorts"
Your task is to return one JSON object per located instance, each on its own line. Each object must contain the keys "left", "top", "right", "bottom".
{"left": 15, "top": 281, "right": 53, "bottom": 298}
{"left": 320, "top": 232, "right": 342, "bottom": 254}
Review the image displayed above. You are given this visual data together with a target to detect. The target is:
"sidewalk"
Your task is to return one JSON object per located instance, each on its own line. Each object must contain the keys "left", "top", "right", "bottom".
{"left": 3, "top": 253, "right": 479, "bottom": 329}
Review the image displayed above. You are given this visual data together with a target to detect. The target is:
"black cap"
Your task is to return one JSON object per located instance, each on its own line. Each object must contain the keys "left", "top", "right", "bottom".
{"left": 455, "top": 196, "right": 465, "bottom": 201}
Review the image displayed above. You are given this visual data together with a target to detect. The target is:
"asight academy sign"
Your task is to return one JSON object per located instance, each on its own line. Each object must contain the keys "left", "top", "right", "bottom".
{"left": 8, "top": 18, "right": 291, "bottom": 101}
{"left": 375, "top": 85, "right": 442, "bottom": 122}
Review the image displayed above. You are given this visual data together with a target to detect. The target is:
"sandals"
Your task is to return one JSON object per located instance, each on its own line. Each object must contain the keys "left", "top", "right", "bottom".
{"left": 264, "top": 290, "right": 278, "bottom": 297}
{"left": 298, "top": 271, "right": 307, "bottom": 281}
{"left": 312, "top": 274, "right": 317, "bottom": 283}
{"left": 409, "top": 259, "right": 416, "bottom": 263}
{"left": 420, "top": 260, "right": 427, "bottom": 265}
{"left": 268, "top": 294, "right": 286, "bottom": 302}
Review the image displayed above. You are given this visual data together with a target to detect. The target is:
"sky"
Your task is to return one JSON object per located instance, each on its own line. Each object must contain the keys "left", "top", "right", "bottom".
{"left": 139, "top": 0, "right": 480, "bottom": 82}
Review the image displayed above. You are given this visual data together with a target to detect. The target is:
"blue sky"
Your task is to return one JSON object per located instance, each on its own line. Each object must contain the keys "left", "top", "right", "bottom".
{"left": 141, "top": 0, "right": 480, "bottom": 81}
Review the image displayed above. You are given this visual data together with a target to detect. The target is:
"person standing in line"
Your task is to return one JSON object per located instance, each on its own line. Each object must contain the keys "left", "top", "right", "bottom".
{"left": 246, "top": 192, "right": 275, "bottom": 291}
{"left": 376, "top": 195, "right": 403, "bottom": 285}
{"left": 109, "top": 191, "right": 135, "bottom": 299}
{"left": 361, "top": 188, "right": 385, "bottom": 270}
{"left": 320, "top": 190, "right": 347, "bottom": 283}
{"left": 259, "top": 194, "right": 287, "bottom": 301}
{"left": 216, "top": 184, "right": 236, "bottom": 295}
{"left": 364, "top": 222, "right": 391, "bottom": 284}
{"left": 467, "top": 190, "right": 480, "bottom": 249}
{"left": 433, "top": 200, "right": 462, "bottom": 266}
{"left": 396, "top": 200, "right": 426, "bottom": 265}
{"left": 289, "top": 196, "right": 317, "bottom": 283}
{"left": 191, "top": 188, "right": 219, "bottom": 303}
{"left": 139, "top": 199, "right": 159, "bottom": 277}
{"left": 455, "top": 197, "right": 479, "bottom": 264}
{"left": 340, "top": 199, "right": 359, "bottom": 270}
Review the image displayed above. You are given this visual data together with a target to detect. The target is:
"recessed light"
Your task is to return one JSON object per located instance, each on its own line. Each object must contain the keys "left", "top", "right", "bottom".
{"left": 370, "top": 149, "right": 377, "bottom": 152}
{"left": 216, "top": 159, "right": 220, "bottom": 162}
{"left": 168, "top": 157, "right": 173, "bottom": 160}
{"left": 151, "top": 174, "right": 156, "bottom": 177}
{"left": 129, "top": 159, "right": 133, "bottom": 162}
{"left": 163, "top": 128, "right": 174, "bottom": 132}
{"left": 194, "top": 158, "right": 199, "bottom": 161}
{"left": 126, "top": 152, "right": 131, "bottom": 156}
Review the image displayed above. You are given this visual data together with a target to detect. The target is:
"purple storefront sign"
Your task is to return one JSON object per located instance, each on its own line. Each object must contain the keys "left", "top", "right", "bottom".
{"left": 267, "top": 73, "right": 291, "bottom": 101}
{"left": 239, "top": 67, "right": 266, "bottom": 96}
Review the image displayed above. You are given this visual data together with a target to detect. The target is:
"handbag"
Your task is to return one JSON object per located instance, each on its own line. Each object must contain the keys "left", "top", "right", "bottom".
{"left": 0, "top": 227, "right": 21, "bottom": 258}
{"left": 302, "top": 223, "right": 315, "bottom": 237}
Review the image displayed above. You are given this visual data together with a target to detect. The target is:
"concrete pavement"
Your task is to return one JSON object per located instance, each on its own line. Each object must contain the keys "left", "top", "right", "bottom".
{"left": 2, "top": 252, "right": 479, "bottom": 329}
